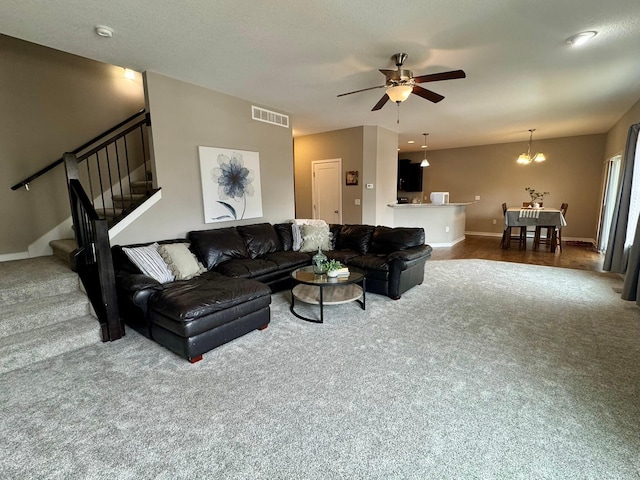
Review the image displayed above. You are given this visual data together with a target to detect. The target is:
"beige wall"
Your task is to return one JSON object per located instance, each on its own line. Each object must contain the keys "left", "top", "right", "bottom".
{"left": 604, "top": 97, "right": 640, "bottom": 159}
{"left": 0, "top": 34, "right": 145, "bottom": 256}
{"left": 371, "top": 126, "right": 399, "bottom": 227}
{"left": 293, "top": 126, "right": 399, "bottom": 226}
{"left": 111, "top": 72, "right": 294, "bottom": 245}
{"left": 402, "top": 134, "right": 607, "bottom": 240}
{"left": 293, "top": 127, "right": 364, "bottom": 223}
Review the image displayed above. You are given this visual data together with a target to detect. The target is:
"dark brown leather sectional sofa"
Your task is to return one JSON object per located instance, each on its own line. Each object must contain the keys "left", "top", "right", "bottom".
{"left": 112, "top": 222, "right": 432, "bottom": 362}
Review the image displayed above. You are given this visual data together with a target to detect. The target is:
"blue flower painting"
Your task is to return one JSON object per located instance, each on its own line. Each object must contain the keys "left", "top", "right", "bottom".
{"left": 199, "top": 147, "right": 263, "bottom": 223}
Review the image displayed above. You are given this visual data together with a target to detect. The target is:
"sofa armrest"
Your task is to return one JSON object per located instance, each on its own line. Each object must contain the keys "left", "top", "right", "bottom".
{"left": 117, "top": 272, "right": 162, "bottom": 292}
{"left": 116, "top": 272, "right": 163, "bottom": 310}
{"left": 387, "top": 244, "right": 433, "bottom": 262}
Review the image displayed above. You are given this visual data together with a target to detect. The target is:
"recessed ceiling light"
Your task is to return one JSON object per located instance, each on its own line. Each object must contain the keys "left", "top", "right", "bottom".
{"left": 421, "top": 145, "right": 427, "bottom": 149}
{"left": 566, "top": 31, "right": 597, "bottom": 46}
{"left": 95, "top": 25, "right": 114, "bottom": 38}
{"left": 124, "top": 68, "right": 136, "bottom": 80}
{"left": 407, "top": 140, "right": 415, "bottom": 144}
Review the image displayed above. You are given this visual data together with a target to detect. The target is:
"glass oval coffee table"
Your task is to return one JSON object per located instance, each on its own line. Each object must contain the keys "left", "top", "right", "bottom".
{"left": 290, "top": 266, "right": 366, "bottom": 323}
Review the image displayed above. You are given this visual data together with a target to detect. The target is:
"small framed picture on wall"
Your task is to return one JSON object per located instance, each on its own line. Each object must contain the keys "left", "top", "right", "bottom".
{"left": 346, "top": 171, "right": 359, "bottom": 186}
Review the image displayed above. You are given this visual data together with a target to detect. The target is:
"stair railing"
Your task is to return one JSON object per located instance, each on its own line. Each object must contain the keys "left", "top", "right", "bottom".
{"left": 11, "top": 109, "right": 150, "bottom": 192}
{"left": 65, "top": 160, "right": 123, "bottom": 341}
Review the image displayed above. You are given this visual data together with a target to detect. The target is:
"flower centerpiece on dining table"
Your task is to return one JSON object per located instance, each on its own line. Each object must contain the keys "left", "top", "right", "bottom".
{"left": 525, "top": 187, "right": 549, "bottom": 208}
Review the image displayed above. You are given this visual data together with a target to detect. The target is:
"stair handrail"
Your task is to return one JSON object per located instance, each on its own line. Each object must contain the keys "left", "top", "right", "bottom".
{"left": 11, "top": 109, "right": 149, "bottom": 191}
{"left": 65, "top": 154, "right": 123, "bottom": 341}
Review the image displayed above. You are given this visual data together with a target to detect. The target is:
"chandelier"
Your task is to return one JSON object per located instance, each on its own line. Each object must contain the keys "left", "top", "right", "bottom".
{"left": 517, "top": 129, "right": 546, "bottom": 164}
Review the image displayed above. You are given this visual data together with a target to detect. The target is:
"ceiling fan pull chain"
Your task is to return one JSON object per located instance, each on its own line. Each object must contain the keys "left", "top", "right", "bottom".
{"left": 397, "top": 103, "right": 400, "bottom": 124}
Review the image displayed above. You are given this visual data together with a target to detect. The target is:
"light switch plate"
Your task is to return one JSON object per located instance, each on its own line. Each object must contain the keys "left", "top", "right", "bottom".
{"left": 355, "top": 199, "right": 361, "bottom": 206}
{"left": 475, "top": 195, "right": 481, "bottom": 201}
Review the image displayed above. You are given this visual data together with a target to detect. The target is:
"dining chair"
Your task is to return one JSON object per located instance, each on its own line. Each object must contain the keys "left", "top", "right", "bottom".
{"left": 534, "top": 203, "right": 568, "bottom": 252}
{"left": 500, "top": 202, "right": 526, "bottom": 249}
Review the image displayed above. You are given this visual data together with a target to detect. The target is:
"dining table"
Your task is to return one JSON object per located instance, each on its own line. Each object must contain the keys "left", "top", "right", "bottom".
{"left": 503, "top": 207, "right": 567, "bottom": 252}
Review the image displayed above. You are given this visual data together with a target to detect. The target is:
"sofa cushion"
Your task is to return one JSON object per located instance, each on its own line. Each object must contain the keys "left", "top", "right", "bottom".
{"left": 149, "top": 275, "right": 270, "bottom": 323}
{"left": 263, "top": 251, "right": 312, "bottom": 269}
{"left": 325, "top": 250, "right": 359, "bottom": 264}
{"left": 369, "top": 227, "right": 425, "bottom": 254}
{"left": 237, "top": 223, "right": 283, "bottom": 259}
{"left": 347, "top": 254, "right": 390, "bottom": 272}
{"left": 328, "top": 224, "right": 342, "bottom": 250}
{"left": 336, "top": 225, "right": 376, "bottom": 254}
{"left": 299, "top": 223, "right": 332, "bottom": 252}
{"left": 188, "top": 227, "right": 249, "bottom": 270}
{"left": 215, "top": 258, "right": 279, "bottom": 278}
{"left": 273, "top": 223, "right": 294, "bottom": 251}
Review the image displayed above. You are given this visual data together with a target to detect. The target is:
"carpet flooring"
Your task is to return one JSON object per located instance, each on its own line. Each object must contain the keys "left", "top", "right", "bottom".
{"left": 1, "top": 259, "right": 639, "bottom": 479}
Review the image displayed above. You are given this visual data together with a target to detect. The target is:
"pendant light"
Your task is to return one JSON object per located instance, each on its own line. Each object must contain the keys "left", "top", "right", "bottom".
{"left": 420, "top": 133, "right": 430, "bottom": 167}
{"left": 516, "top": 129, "right": 546, "bottom": 164}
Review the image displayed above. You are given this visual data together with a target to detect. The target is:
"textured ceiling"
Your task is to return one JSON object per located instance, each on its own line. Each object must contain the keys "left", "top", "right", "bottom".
{"left": 2, "top": 0, "right": 640, "bottom": 152}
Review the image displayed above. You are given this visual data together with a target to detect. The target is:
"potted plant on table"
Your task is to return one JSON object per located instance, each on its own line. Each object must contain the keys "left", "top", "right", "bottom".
{"left": 525, "top": 187, "right": 549, "bottom": 208}
{"left": 323, "top": 259, "right": 344, "bottom": 277}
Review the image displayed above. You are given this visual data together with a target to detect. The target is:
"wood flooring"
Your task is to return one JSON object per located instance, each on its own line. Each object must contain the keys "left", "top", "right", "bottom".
{"left": 430, "top": 234, "right": 605, "bottom": 272}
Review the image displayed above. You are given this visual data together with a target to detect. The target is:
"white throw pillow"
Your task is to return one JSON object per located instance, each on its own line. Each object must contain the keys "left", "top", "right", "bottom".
{"left": 158, "top": 243, "right": 206, "bottom": 280}
{"left": 299, "top": 223, "right": 332, "bottom": 252}
{"left": 122, "top": 243, "right": 175, "bottom": 283}
{"left": 291, "top": 219, "right": 328, "bottom": 251}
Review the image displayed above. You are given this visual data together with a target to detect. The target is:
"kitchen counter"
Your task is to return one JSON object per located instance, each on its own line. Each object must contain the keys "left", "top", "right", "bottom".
{"left": 388, "top": 202, "right": 473, "bottom": 246}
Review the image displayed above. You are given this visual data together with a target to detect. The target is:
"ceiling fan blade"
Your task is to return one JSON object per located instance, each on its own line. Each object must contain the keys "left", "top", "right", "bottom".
{"left": 372, "top": 94, "right": 390, "bottom": 111}
{"left": 337, "top": 85, "right": 386, "bottom": 97}
{"left": 413, "top": 69, "right": 466, "bottom": 84}
{"left": 412, "top": 85, "right": 445, "bottom": 103}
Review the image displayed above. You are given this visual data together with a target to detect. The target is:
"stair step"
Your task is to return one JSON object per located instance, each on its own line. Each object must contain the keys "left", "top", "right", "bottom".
{"left": 49, "top": 238, "right": 77, "bottom": 266}
{"left": 95, "top": 207, "right": 124, "bottom": 219}
{"left": 0, "top": 291, "right": 90, "bottom": 339}
{"left": 130, "top": 180, "right": 153, "bottom": 195}
{"left": 0, "top": 257, "right": 79, "bottom": 307}
{"left": 112, "top": 193, "right": 147, "bottom": 209}
{"left": 0, "top": 315, "right": 100, "bottom": 375}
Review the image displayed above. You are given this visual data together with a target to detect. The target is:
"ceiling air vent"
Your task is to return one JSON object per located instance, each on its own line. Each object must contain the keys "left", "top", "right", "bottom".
{"left": 252, "top": 106, "right": 289, "bottom": 128}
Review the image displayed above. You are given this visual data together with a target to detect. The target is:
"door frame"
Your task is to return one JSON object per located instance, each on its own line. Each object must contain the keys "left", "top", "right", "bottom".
{"left": 596, "top": 153, "right": 622, "bottom": 252}
{"left": 311, "top": 158, "right": 342, "bottom": 223}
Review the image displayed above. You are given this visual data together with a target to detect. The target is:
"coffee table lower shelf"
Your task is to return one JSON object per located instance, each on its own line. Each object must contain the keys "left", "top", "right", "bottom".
{"left": 290, "top": 283, "right": 365, "bottom": 323}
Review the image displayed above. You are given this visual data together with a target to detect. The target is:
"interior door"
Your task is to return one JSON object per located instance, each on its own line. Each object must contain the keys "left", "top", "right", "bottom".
{"left": 312, "top": 159, "right": 342, "bottom": 224}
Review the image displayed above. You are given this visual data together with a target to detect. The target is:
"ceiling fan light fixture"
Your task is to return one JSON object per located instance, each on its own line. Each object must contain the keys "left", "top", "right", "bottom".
{"left": 386, "top": 85, "right": 413, "bottom": 103}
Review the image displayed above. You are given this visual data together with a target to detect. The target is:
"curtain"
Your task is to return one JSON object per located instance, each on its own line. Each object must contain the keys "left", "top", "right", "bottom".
{"left": 603, "top": 123, "right": 640, "bottom": 302}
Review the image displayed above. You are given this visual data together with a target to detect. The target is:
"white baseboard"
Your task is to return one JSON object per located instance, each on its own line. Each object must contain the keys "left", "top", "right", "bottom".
{"left": 428, "top": 236, "right": 466, "bottom": 248}
{"left": 27, "top": 217, "right": 74, "bottom": 258}
{"left": 0, "top": 251, "right": 30, "bottom": 262}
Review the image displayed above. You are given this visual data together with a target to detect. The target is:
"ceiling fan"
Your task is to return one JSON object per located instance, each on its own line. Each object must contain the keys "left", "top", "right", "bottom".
{"left": 337, "top": 53, "right": 466, "bottom": 111}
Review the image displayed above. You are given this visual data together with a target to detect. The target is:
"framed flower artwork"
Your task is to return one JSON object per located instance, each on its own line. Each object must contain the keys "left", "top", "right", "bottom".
{"left": 198, "top": 146, "right": 263, "bottom": 223}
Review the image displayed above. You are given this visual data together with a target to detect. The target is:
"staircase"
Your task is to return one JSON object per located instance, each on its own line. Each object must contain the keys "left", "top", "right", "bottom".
{"left": 0, "top": 256, "right": 101, "bottom": 374}
{"left": 8, "top": 110, "right": 156, "bottom": 345}
{"left": 96, "top": 178, "right": 155, "bottom": 226}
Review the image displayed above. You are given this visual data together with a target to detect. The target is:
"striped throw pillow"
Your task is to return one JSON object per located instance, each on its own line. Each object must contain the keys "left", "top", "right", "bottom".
{"left": 122, "top": 242, "right": 175, "bottom": 283}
